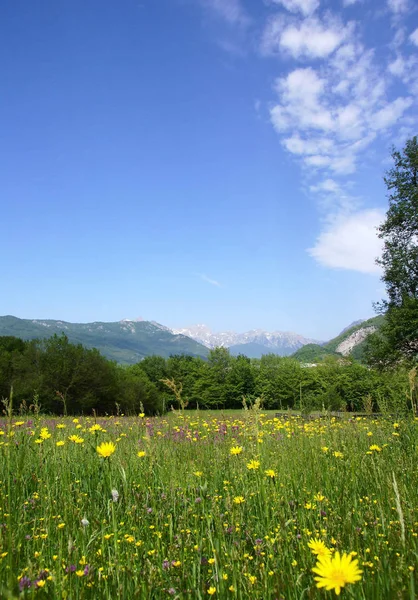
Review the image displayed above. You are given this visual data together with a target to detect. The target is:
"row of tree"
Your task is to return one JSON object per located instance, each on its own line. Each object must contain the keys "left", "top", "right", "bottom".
{"left": 0, "top": 334, "right": 413, "bottom": 415}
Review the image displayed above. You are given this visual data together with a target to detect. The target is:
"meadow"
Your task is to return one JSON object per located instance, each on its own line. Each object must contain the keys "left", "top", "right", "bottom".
{"left": 1, "top": 408, "right": 417, "bottom": 599}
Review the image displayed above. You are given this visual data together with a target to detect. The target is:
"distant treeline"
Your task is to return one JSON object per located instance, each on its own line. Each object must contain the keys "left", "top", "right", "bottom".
{"left": 0, "top": 334, "right": 413, "bottom": 415}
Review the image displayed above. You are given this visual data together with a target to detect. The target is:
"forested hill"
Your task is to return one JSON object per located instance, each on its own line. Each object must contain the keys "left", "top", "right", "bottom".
{"left": 292, "top": 316, "right": 385, "bottom": 363}
{"left": 0, "top": 316, "right": 208, "bottom": 363}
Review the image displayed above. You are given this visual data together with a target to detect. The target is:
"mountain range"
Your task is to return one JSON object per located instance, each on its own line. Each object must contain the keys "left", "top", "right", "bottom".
{"left": 171, "top": 324, "right": 321, "bottom": 357}
{"left": 0, "top": 315, "right": 383, "bottom": 364}
{"left": 0, "top": 315, "right": 208, "bottom": 364}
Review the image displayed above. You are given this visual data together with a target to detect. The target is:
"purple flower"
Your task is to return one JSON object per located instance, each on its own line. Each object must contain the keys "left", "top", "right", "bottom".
{"left": 83, "top": 565, "right": 90, "bottom": 576}
{"left": 168, "top": 588, "right": 176, "bottom": 595}
{"left": 162, "top": 560, "right": 170, "bottom": 570}
{"left": 195, "top": 497, "right": 202, "bottom": 504}
{"left": 19, "top": 576, "right": 32, "bottom": 591}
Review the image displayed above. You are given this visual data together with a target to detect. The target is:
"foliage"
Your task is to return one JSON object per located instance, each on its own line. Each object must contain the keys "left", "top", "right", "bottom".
{"left": 366, "top": 137, "right": 418, "bottom": 368}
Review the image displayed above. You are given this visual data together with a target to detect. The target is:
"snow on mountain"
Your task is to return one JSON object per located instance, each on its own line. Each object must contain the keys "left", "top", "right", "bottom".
{"left": 171, "top": 324, "right": 320, "bottom": 354}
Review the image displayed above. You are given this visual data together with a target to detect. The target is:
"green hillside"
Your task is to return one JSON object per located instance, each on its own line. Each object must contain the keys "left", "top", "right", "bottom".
{"left": 291, "top": 343, "right": 340, "bottom": 363}
{"left": 0, "top": 316, "right": 209, "bottom": 364}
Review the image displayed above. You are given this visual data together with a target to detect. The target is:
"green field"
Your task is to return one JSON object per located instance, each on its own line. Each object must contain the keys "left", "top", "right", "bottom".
{"left": 1, "top": 409, "right": 417, "bottom": 599}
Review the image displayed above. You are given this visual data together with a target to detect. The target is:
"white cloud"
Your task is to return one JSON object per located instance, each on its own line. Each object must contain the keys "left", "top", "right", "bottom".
{"left": 343, "top": 0, "right": 361, "bottom": 5}
{"left": 308, "top": 209, "right": 385, "bottom": 274}
{"left": 371, "top": 97, "right": 413, "bottom": 130}
{"left": 271, "top": 0, "right": 319, "bottom": 17}
{"left": 410, "top": 28, "right": 418, "bottom": 46}
{"left": 262, "top": 15, "right": 351, "bottom": 58}
{"left": 387, "top": 0, "right": 409, "bottom": 13}
{"left": 200, "top": 0, "right": 249, "bottom": 26}
{"left": 199, "top": 274, "right": 222, "bottom": 287}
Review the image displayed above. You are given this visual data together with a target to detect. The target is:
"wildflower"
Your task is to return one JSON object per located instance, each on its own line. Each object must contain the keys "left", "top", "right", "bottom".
{"left": 68, "top": 435, "right": 84, "bottom": 444}
{"left": 207, "top": 587, "right": 216, "bottom": 595}
{"left": 308, "top": 538, "right": 331, "bottom": 558}
{"left": 248, "top": 575, "right": 257, "bottom": 584}
{"left": 321, "top": 446, "right": 329, "bottom": 452}
{"left": 230, "top": 446, "right": 243, "bottom": 455}
{"left": 36, "top": 580, "right": 46, "bottom": 588}
{"left": 233, "top": 496, "right": 245, "bottom": 505}
{"left": 369, "top": 445, "right": 382, "bottom": 452}
{"left": 14, "top": 421, "right": 25, "bottom": 427}
{"left": 96, "top": 441, "right": 116, "bottom": 458}
{"left": 137, "top": 451, "right": 146, "bottom": 458}
{"left": 81, "top": 517, "right": 89, "bottom": 527}
{"left": 56, "top": 441, "right": 65, "bottom": 447}
{"left": 56, "top": 423, "right": 66, "bottom": 429}
{"left": 229, "top": 586, "right": 235, "bottom": 592}
{"left": 194, "top": 471, "right": 203, "bottom": 477}
{"left": 139, "top": 413, "right": 145, "bottom": 418}
{"left": 111, "top": 489, "right": 119, "bottom": 503}
{"left": 265, "top": 469, "right": 276, "bottom": 478}
{"left": 313, "top": 551, "right": 362, "bottom": 596}
{"left": 89, "top": 424, "right": 103, "bottom": 433}
{"left": 333, "top": 451, "right": 343, "bottom": 459}
{"left": 39, "top": 428, "right": 51, "bottom": 440}
{"left": 76, "top": 570, "right": 84, "bottom": 577}
{"left": 57, "top": 523, "right": 65, "bottom": 529}
{"left": 246, "top": 460, "right": 260, "bottom": 470}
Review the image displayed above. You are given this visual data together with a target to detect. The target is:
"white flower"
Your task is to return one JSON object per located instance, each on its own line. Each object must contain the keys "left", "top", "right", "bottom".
{"left": 111, "top": 488, "right": 119, "bottom": 503}
{"left": 81, "top": 517, "right": 89, "bottom": 527}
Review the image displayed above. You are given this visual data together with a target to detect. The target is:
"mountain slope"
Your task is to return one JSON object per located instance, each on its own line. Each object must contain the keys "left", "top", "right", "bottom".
{"left": 172, "top": 325, "right": 320, "bottom": 356}
{"left": 0, "top": 316, "right": 209, "bottom": 364}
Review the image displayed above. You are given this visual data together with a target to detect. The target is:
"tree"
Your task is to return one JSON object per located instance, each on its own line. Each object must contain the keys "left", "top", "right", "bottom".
{"left": 366, "top": 136, "right": 418, "bottom": 367}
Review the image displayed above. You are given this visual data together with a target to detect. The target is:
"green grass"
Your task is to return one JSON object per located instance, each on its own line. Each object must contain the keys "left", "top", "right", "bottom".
{"left": 1, "top": 409, "right": 417, "bottom": 599}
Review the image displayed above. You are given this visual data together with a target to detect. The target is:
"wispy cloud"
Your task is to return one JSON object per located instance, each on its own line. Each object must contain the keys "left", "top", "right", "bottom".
{"left": 200, "top": 0, "right": 249, "bottom": 27}
{"left": 262, "top": 3, "right": 415, "bottom": 274}
{"left": 308, "top": 209, "right": 385, "bottom": 274}
{"left": 270, "top": 0, "right": 319, "bottom": 17}
{"left": 198, "top": 273, "right": 222, "bottom": 287}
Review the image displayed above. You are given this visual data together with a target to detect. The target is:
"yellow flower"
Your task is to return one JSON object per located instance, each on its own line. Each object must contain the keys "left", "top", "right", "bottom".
{"left": 137, "top": 451, "right": 146, "bottom": 458}
{"left": 313, "top": 551, "right": 362, "bottom": 596}
{"left": 233, "top": 496, "right": 245, "bottom": 505}
{"left": 57, "top": 523, "right": 65, "bottom": 529}
{"left": 139, "top": 413, "right": 145, "bottom": 418}
{"left": 308, "top": 538, "right": 331, "bottom": 558}
{"left": 194, "top": 471, "right": 203, "bottom": 477}
{"left": 56, "top": 423, "right": 66, "bottom": 429}
{"left": 96, "top": 441, "right": 116, "bottom": 458}
{"left": 56, "top": 441, "right": 65, "bottom": 447}
{"left": 369, "top": 445, "right": 382, "bottom": 452}
{"left": 230, "top": 446, "right": 243, "bottom": 455}
{"left": 333, "top": 451, "right": 343, "bottom": 459}
{"left": 36, "top": 580, "right": 46, "bottom": 588}
{"left": 321, "top": 446, "right": 329, "bottom": 452}
{"left": 40, "top": 428, "right": 51, "bottom": 440}
{"left": 14, "top": 421, "right": 25, "bottom": 427}
{"left": 68, "top": 435, "right": 84, "bottom": 444}
{"left": 76, "top": 570, "right": 84, "bottom": 577}
{"left": 248, "top": 575, "right": 257, "bottom": 584}
{"left": 89, "top": 424, "right": 103, "bottom": 433}
{"left": 246, "top": 460, "right": 260, "bottom": 470}
{"left": 229, "top": 586, "right": 235, "bottom": 592}
{"left": 265, "top": 469, "right": 276, "bottom": 478}
{"left": 207, "top": 587, "right": 216, "bottom": 595}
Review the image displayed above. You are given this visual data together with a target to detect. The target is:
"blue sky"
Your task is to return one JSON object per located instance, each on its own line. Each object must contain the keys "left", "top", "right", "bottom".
{"left": 1, "top": 0, "right": 417, "bottom": 340}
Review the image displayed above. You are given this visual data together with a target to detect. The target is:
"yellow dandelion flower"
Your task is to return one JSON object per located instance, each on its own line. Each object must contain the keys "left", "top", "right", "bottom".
{"left": 137, "top": 451, "right": 146, "bottom": 458}
{"left": 265, "top": 469, "right": 276, "bottom": 478}
{"left": 233, "top": 496, "right": 245, "bottom": 505}
{"left": 56, "top": 441, "right": 65, "bottom": 447}
{"left": 333, "top": 451, "right": 343, "bottom": 459}
{"left": 246, "top": 460, "right": 260, "bottom": 470}
{"left": 96, "top": 441, "right": 116, "bottom": 458}
{"left": 39, "top": 428, "right": 51, "bottom": 440}
{"left": 230, "top": 446, "right": 243, "bottom": 455}
{"left": 308, "top": 538, "right": 331, "bottom": 558}
{"left": 313, "top": 551, "right": 362, "bottom": 596}
{"left": 68, "top": 435, "right": 84, "bottom": 444}
{"left": 369, "top": 445, "right": 382, "bottom": 452}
